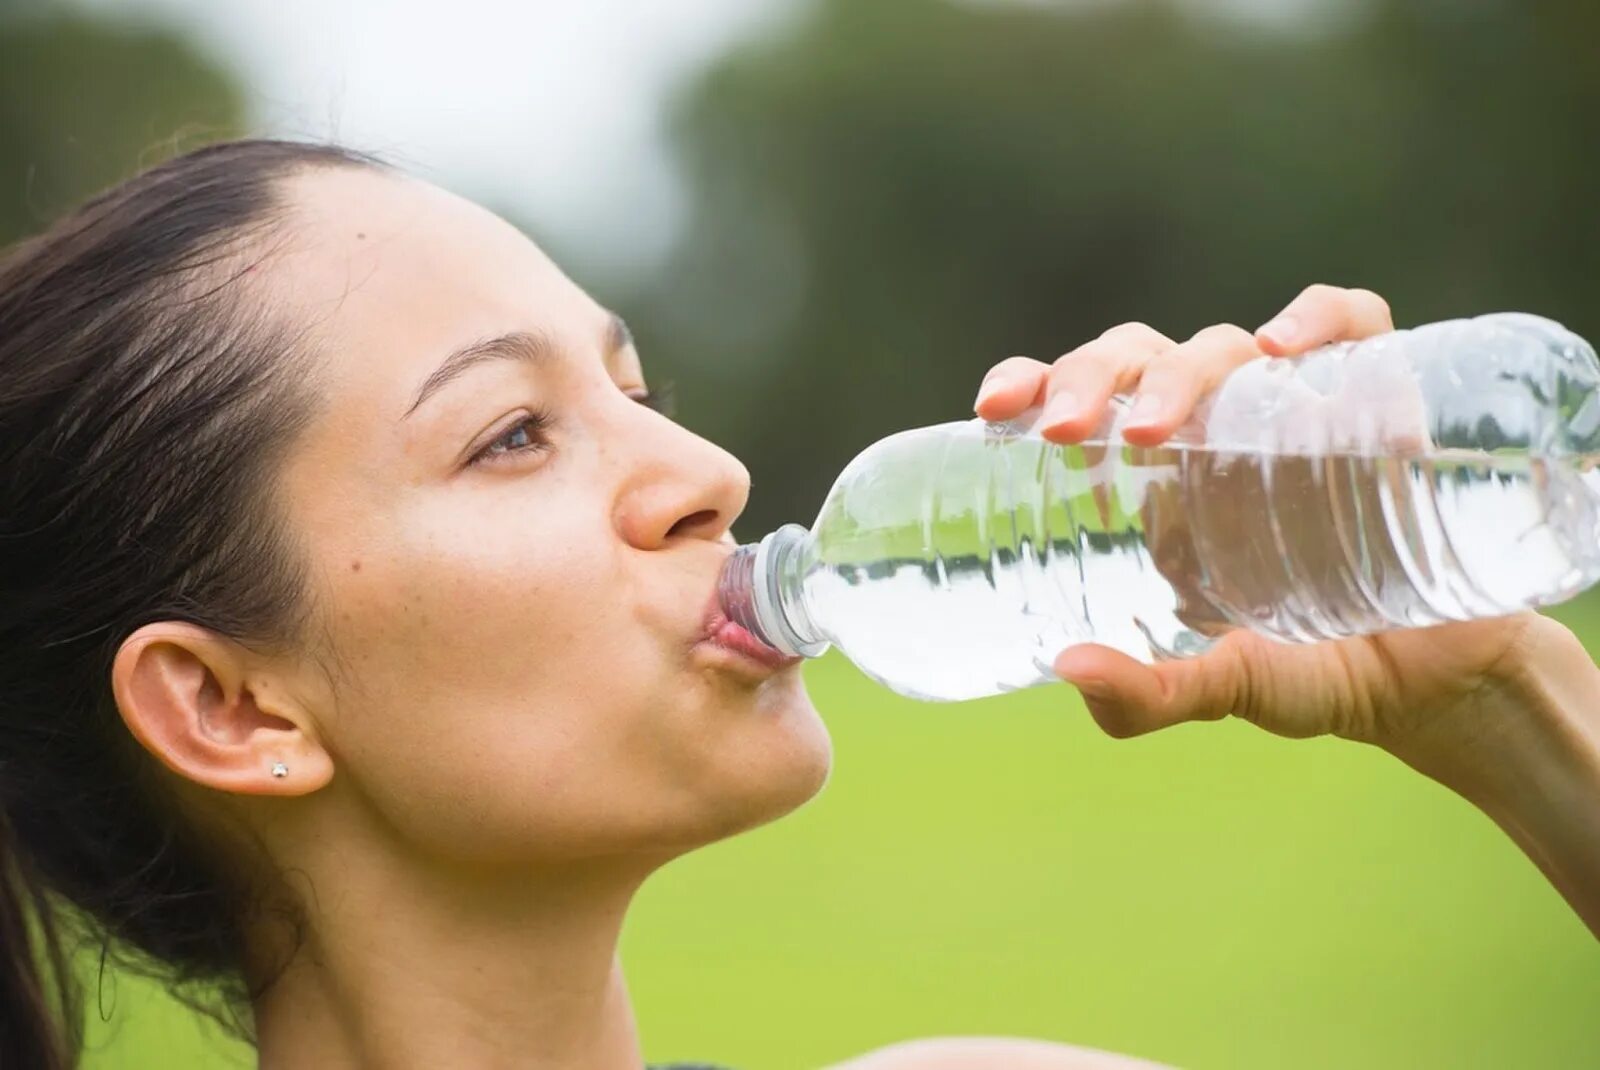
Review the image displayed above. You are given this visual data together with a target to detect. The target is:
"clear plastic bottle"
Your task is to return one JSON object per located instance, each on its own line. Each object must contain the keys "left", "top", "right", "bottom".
{"left": 717, "top": 313, "right": 1600, "bottom": 701}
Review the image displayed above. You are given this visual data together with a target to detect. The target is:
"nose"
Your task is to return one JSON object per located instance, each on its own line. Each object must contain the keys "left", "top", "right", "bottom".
{"left": 612, "top": 407, "right": 752, "bottom": 551}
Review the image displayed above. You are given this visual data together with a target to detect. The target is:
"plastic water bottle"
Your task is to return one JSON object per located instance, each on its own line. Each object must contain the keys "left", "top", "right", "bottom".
{"left": 717, "top": 313, "right": 1600, "bottom": 701}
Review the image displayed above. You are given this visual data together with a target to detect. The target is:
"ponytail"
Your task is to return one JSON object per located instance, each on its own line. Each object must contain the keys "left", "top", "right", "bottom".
{"left": 0, "top": 808, "right": 77, "bottom": 1070}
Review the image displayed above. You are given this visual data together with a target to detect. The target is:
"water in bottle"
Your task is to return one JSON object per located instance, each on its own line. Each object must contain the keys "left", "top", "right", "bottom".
{"left": 718, "top": 313, "right": 1600, "bottom": 701}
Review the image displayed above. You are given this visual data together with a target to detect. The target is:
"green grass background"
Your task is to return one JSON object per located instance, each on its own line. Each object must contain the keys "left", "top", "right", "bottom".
{"left": 78, "top": 603, "right": 1600, "bottom": 1069}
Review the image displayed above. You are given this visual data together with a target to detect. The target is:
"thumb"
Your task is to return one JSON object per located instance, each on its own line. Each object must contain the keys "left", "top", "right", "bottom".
{"left": 1053, "top": 635, "right": 1264, "bottom": 739}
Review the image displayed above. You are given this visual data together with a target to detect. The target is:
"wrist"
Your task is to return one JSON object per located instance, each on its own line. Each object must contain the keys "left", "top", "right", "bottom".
{"left": 1378, "top": 613, "right": 1600, "bottom": 937}
{"left": 1376, "top": 614, "right": 1600, "bottom": 806}
{"left": 1383, "top": 615, "right": 1600, "bottom": 812}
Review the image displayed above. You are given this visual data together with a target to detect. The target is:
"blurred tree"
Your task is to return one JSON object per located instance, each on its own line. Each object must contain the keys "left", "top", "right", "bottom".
{"left": 629, "top": 0, "right": 1600, "bottom": 535}
{"left": 0, "top": 4, "right": 245, "bottom": 246}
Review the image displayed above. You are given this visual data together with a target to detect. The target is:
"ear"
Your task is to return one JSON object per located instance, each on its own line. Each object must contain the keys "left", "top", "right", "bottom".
{"left": 111, "top": 622, "right": 334, "bottom": 796}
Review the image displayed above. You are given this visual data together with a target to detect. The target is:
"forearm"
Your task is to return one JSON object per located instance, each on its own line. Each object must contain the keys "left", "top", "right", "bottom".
{"left": 1390, "top": 624, "right": 1600, "bottom": 938}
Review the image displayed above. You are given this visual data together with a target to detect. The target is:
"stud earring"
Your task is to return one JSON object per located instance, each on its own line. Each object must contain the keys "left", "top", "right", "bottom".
{"left": 270, "top": 761, "right": 289, "bottom": 779}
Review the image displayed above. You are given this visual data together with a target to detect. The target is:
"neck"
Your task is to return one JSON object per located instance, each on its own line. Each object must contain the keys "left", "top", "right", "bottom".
{"left": 250, "top": 847, "right": 649, "bottom": 1070}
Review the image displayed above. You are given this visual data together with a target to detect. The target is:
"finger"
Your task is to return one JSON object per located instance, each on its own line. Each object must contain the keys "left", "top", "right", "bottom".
{"left": 974, "top": 356, "right": 1052, "bottom": 421}
{"left": 1058, "top": 632, "right": 1360, "bottom": 742}
{"left": 1038, "top": 322, "right": 1175, "bottom": 444}
{"left": 1054, "top": 635, "right": 1281, "bottom": 739}
{"left": 1121, "top": 323, "right": 1264, "bottom": 447}
{"left": 1081, "top": 442, "right": 1115, "bottom": 530}
{"left": 1255, "top": 283, "right": 1394, "bottom": 356}
{"left": 1054, "top": 642, "right": 1236, "bottom": 738}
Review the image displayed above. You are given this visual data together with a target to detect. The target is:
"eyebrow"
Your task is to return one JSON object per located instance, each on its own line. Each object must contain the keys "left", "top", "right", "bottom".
{"left": 403, "top": 311, "right": 635, "bottom": 420}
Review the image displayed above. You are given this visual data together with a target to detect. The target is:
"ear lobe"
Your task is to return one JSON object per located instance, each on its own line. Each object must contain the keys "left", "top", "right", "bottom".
{"left": 111, "top": 622, "right": 333, "bottom": 797}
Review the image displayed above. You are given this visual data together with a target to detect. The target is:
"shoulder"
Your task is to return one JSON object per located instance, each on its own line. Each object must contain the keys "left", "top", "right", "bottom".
{"left": 823, "top": 1037, "right": 1177, "bottom": 1070}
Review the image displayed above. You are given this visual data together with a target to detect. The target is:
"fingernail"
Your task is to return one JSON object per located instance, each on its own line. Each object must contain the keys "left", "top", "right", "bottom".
{"left": 1063, "top": 673, "right": 1108, "bottom": 697}
{"left": 974, "top": 377, "right": 1009, "bottom": 409}
{"left": 1053, "top": 648, "right": 1099, "bottom": 682}
{"left": 1258, "top": 311, "right": 1301, "bottom": 348}
{"left": 1041, "top": 391, "right": 1081, "bottom": 428}
{"left": 1125, "top": 393, "right": 1165, "bottom": 427}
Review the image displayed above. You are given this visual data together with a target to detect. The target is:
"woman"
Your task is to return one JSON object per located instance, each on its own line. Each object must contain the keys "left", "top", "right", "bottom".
{"left": 0, "top": 139, "right": 1593, "bottom": 1070}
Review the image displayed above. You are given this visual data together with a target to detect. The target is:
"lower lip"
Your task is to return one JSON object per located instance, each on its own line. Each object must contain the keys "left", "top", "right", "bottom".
{"left": 697, "top": 618, "right": 805, "bottom": 675}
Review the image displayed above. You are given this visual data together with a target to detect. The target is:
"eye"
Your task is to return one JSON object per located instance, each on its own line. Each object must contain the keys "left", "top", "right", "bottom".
{"left": 628, "top": 382, "right": 676, "bottom": 418}
{"left": 469, "top": 410, "right": 553, "bottom": 468}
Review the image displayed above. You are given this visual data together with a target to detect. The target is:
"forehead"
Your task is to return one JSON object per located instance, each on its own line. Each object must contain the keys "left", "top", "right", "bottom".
{"left": 269, "top": 167, "right": 606, "bottom": 395}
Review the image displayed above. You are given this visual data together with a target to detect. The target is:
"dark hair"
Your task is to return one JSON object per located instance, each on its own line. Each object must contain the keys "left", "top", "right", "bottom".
{"left": 0, "top": 138, "right": 379, "bottom": 1068}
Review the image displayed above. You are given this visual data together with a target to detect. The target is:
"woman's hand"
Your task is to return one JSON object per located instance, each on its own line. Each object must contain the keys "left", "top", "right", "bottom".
{"left": 973, "top": 284, "right": 1590, "bottom": 777}
{"left": 979, "top": 283, "right": 1600, "bottom": 937}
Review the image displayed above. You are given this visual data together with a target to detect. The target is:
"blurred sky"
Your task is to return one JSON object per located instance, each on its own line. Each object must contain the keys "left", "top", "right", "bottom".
{"left": 74, "top": 0, "right": 1349, "bottom": 280}
{"left": 75, "top": 0, "right": 805, "bottom": 280}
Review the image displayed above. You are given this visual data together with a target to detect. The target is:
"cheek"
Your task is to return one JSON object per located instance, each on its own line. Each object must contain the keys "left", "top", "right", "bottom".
{"left": 314, "top": 495, "right": 670, "bottom": 858}
{"left": 341, "top": 472, "right": 629, "bottom": 683}
{"left": 305, "top": 480, "right": 831, "bottom": 864}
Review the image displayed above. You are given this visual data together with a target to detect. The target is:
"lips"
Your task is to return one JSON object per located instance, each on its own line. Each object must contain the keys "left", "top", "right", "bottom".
{"left": 698, "top": 589, "right": 803, "bottom": 672}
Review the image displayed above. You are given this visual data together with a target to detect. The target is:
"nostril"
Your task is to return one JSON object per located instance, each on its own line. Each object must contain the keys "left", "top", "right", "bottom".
{"left": 667, "top": 509, "right": 721, "bottom": 540}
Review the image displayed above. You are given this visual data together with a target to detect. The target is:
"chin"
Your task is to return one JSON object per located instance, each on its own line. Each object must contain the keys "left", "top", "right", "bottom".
{"left": 697, "top": 677, "right": 833, "bottom": 843}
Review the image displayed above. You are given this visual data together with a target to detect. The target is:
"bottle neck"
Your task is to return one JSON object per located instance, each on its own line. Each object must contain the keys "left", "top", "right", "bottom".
{"left": 717, "top": 524, "right": 828, "bottom": 658}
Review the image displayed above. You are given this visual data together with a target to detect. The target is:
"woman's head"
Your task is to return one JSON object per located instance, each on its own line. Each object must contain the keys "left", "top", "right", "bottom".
{"left": 0, "top": 140, "right": 828, "bottom": 1067}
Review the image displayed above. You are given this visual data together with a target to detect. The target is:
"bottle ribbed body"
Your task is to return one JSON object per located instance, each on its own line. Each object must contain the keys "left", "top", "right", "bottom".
{"left": 722, "top": 313, "right": 1600, "bottom": 702}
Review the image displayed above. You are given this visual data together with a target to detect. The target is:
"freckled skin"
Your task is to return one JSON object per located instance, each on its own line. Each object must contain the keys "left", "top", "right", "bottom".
{"left": 265, "top": 167, "right": 830, "bottom": 866}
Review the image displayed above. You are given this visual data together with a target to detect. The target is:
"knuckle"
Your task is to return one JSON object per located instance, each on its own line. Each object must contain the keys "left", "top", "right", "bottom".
{"left": 1098, "top": 321, "right": 1166, "bottom": 348}
{"left": 1053, "top": 341, "right": 1113, "bottom": 372}
{"left": 1226, "top": 635, "right": 1272, "bottom": 721}
{"left": 984, "top": 356, "right": 1044, "bottom": 385}
{"left": 1300, "top": 281, "right": 1340, "bottom": 303}
{"left": 1191, "top": 322, "right": 1256, "bottom": 350}
{"left": 1350, "top": 287, "right": 1392, "bottom": 319}
{"left": 1138, "top": 351, "right": 1196, "bottom": 385}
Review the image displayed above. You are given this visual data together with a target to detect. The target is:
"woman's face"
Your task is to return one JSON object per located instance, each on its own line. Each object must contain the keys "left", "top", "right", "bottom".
{"left": 267, "top": 167, "right": 829, "bottom": 867}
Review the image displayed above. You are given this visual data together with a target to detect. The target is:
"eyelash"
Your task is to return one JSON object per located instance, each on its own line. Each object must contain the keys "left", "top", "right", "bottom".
{"left": 468, "top": 384, "right": 677, "bottom": 468}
